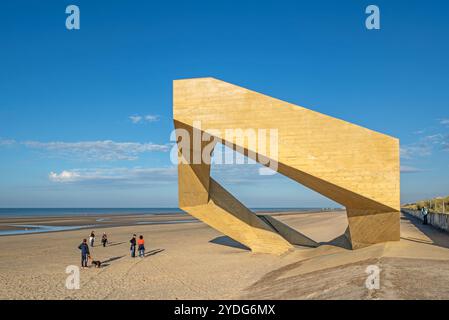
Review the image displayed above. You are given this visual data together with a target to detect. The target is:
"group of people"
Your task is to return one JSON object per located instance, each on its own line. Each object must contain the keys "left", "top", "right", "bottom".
{"left": 78, "top": 230, "right": 146, "bottom": 268}
{"left": 78, "top": 230, "right": 107, "bottom": 269}
{"left": 88, "top": 231, "right": 108, "bottom": 247}
{"left": 129, "top": 234, "right": 145, "bottom": 258}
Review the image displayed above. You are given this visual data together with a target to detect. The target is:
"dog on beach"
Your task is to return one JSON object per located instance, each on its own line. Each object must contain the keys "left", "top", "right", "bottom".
{"left": 88, "top": 255, "right": 102, "bottom": 268}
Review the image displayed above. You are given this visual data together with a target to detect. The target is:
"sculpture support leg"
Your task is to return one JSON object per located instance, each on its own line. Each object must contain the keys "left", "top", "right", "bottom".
{"left": 176, "top": 124, "right": 295, "bottom": 255}
{"left": 346, "top": 210, "right": 400, "bottom": 249}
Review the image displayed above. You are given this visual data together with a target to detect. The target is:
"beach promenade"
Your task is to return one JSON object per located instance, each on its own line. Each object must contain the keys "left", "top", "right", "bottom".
{"left": 1, "top": 210, "right": 449, "bottom": 299}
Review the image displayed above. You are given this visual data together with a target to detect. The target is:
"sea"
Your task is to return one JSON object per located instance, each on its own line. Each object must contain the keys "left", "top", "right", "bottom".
{"left": 0, "top": 207, "right": 336, "bottom": 218}
{"left": 0, "top": 207, "right": 339, "bottom": 236}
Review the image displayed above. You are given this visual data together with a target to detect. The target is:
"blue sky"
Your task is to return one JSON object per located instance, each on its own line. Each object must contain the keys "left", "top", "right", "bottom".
{"left": 0, "top": 0, "right": 448, "bottom": 208}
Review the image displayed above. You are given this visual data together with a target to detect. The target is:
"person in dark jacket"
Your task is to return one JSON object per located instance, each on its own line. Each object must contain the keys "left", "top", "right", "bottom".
{"left": 101, "top": 232, "right": 108, "bottom": 247}
{"left": 78, "top": 239, "right": 90, "bottom": 268}
{"left": 130, "top": 234, "right": 137, "bottom": 258}
{"left": 422, "top": 207, "right": 429, "bottom": 225}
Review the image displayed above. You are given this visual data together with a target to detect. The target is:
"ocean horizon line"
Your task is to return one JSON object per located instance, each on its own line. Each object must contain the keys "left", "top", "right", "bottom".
{"left": 0, "top": 207, "right": 341, "bottom": 218}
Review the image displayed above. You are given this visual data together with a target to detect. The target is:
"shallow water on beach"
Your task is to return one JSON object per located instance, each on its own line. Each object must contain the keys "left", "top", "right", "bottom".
{"left": 0, "top": 219, "right": 200, "bottom": 236}
{"left": 0, "top": 208, "right": 337, "bottom": 236}
{"left": 0, "top": 208, "right": 184, "bottom": 217}
{"left": 136, "top": 219, "right": 198, "bottom": 225}
{"left": 0, "top": 224, "right": 95, "bottom": 236}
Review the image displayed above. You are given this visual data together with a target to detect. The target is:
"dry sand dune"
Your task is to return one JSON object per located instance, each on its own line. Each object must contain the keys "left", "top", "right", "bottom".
{"left": 1, "top": 211, "right": 449, "bottom": 300}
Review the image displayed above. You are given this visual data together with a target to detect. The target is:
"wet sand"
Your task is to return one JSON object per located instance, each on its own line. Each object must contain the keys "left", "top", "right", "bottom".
{"left": 0, "top": 213, "right": 197, "bottom": 235}
{"left": 1, "top": 210, "right": 449, "bottom": 299}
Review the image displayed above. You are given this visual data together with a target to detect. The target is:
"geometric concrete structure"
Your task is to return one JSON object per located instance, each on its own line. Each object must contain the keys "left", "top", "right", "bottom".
{"left": 173, "top": 77, "right": 400, "bottom": 255}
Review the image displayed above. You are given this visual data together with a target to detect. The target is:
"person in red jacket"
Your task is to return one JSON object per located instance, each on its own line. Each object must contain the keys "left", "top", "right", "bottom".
{"left": 137, "top": 235, "right": 145, "bottom": 258}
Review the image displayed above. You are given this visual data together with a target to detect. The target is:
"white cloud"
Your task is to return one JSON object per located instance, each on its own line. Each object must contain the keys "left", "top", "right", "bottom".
{"left": 439, "top": 118, "right": 449, "bottom": 126}
{"left": 442, "top": 140, "right": 449, "bottom": 151}
{"left": 48, "top": 163, "right": 279, "bottom": 186}
{"left": 400, "top": 165, "right": 423, "bottom": 174}
{"left": 425, "top": 133, "right": 445, "bottom": 143}
{"left": 425, "top": 133, "right": 449, "bottom": 152}
{"left": 0, "top": 138, "right": 16, "bottom": 146}
{"left": 129, "top": 115, "right": 143, "bottom": 123}
{"left": 400, "top": 133, "right": 448, "bottom": 159}
{"left": 23, "top": 140, "right": 170, "bottom": 161}
{"left": 129, "top": 114, "right": 160, "bottom": 124}
{"left": 49, "top": 170, "right": 81, "bottom": 182}
{"left": 400, "top": 145, "right": 431, "bottom": 159}
{"left": 144, "top": 115, "right": 159, "bottom": 122}
{"left": 49, "top": 167, "right": 177, "bottom": 184}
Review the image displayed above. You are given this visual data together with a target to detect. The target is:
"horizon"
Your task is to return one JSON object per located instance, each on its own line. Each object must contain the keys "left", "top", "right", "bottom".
{"left": 0, "top": 206, "right": 341, "bottom": 209}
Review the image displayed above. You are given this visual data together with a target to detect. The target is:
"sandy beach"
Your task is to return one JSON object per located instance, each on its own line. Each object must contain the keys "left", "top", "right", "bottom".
{"left": 1, "top": 210, "right": 449, "bottom": 300}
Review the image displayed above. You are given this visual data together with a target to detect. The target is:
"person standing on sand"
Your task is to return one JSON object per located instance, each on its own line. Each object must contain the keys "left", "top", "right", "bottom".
{"left": 89, "top": 231, "right": 95, "bottom": 247}
{"left": 78, "top": 239, "right": 90, "bottom": 269}
{"left": 130, "top": 234, "right": 137, "bottom": 258}
{"left": 137, "top": 235, "right": 145, "bottom": 258}
{"left": 101, "top": 232, "right": 108, "bottom": 247}
{"left": 422, "top": 207, "right": 429, "bottom": 225}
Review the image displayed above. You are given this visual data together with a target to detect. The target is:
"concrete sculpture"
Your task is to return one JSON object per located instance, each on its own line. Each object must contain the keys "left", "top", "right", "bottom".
{"left": 173, "top": 77, "right": 400, "bottom": 255}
